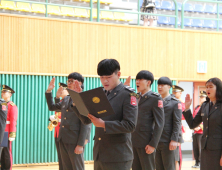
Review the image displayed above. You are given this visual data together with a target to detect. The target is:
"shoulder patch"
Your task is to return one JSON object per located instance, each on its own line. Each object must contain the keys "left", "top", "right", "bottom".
{"left": 152, "top": 92, "right": 160, "bottom": 97}
{"left": 124, "top": 86, "right": 135, "bottom": 92}
{"left": 130, "top": 93, "right": 140, "bottom": 99}
{"left": 10, "top": 102, "right": 15, "bottom": 106}
{"left": 172, "top": 97, "right": 179, "bottom": 101}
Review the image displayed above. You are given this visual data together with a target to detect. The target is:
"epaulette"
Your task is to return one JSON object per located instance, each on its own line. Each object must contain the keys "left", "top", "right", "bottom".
{"left": 10, "top": 102, "right": 15, "bottom": 106}
{"left": 124, "top": 86, "right": 135, "bottom": 92}
{"left": 172, "top": 97, "right": 179, "bottom": 101}
{"left": 130, "top": 93, "right": 140, "bottom": 99}
{"left": 151, "top": 92, "right": 160, "bottom": 97}
{"left": 0, "top": 99, "right": 5, "bottom": 102}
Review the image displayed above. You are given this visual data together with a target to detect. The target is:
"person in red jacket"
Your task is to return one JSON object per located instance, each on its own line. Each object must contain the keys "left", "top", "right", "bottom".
{"left": 49, "top": 83, "right": 69, "bottom": 170}
{"left": 0, "top": 85, "right": 18, "bottom": 170}
{"left": 191, "top": 91, "right": 206, "bottom": 168}
{"left": 172, "top": 85, "right": 185, "bottom": 170}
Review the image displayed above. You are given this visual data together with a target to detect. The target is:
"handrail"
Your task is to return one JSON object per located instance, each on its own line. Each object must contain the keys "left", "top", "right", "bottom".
{"left": 181, "top": 0, "right": 222, "bottom": 31}
{"left": 4, "top": 0, "right": 179, "bottom": 28}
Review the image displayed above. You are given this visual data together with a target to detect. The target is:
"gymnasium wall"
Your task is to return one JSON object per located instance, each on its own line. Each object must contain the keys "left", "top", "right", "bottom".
{"left": 0, "top": 14, "right": 221, "bottom": 81}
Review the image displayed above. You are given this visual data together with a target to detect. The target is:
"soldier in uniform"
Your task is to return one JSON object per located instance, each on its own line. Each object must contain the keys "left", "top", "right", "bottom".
{"left": 172, "top": 85, "right": 185, "bottom": 170}
{"left": 132, "top": 70, "right": 164, "bottom": 170}
{"left": 73, "top": 59, "right": 138, "bottom": 170}
{"left": 155, "top": 77, "right": 182, "bottom": 170}
{"left": 191, "top": 91, "right": 206, "bottom": 168}
{"left": 183, "top": 77, "right": 222, "bottom": 170}
{"left": 0, "top": 85, "right": 18, "bottom": 170}
{"left": 49, "top": 83, "right": 69, "bottom": 170}
{"left": 45, "top": 73, "right": 92, "bottom": 170}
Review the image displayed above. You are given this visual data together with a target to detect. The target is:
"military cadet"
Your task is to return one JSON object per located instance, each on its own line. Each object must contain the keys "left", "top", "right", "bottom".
{"left": 155, "top": 77, "right": 182, "bottom": 170}
{"left": 172, "top": 85, "right": 185, "bottom": 112}
{"left": 73, "top": 59, "right": 138, "bottom": 170}
{"left": 172, "top": 85, "right": 185, "bottom": 170}
{"left": 183, "top": 77, "right": 222, "bottom": 170}
{"left": 0, "top": 85, "right": 18, "bottom": 170}
{"left": 45, "top": 73, "right": 92, "bottom": 170}
{"left": 49, "top": 83, "right": 69, "bottom": 170}
{"left": 191, "top": 91, "right": 206, "bottom": 168}
{"left": 132, "top": 70, "right": 164, "bottom": 170}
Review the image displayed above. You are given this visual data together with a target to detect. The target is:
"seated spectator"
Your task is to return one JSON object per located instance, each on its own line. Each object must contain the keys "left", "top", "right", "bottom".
{"left": 140, "top": 0, "right": 157, "bottom": 26}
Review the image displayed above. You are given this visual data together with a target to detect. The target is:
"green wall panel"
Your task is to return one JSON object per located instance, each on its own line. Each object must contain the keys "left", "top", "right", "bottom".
{"left": 0, "top": 74, "right": 176, "bottom": 164}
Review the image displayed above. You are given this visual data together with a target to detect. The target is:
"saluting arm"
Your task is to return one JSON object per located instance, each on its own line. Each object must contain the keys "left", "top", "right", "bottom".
{"left": 45, "top": 92, "right": 62, "bottom": 112}
{"left": 104, "top": 95, "right": 138, "bottom": 134}
{"left": 183, "top": 109, "right": 202, "bottom": 129}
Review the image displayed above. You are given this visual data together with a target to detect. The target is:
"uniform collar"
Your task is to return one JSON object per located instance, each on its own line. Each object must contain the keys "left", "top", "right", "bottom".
{"left": 140, "top": 90, "right": 152, "bottom": 97}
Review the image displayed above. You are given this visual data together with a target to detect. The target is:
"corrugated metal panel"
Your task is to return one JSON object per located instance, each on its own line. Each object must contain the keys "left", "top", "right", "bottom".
{"left": 0, "top": 74, "right": 176, "bottom": 164}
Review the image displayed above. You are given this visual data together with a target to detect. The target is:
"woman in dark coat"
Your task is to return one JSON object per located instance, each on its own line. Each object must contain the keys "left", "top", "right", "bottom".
{"left": 183, "top": 77, "right": 222, "bottom": 170}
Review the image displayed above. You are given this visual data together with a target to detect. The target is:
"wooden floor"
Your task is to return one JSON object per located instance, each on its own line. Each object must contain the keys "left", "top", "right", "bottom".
{"left": 13, "top": 157, "right": 199, "bottom": 170}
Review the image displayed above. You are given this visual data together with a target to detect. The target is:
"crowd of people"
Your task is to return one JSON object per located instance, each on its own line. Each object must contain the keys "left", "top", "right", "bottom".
{"left": 0, "top": 58, "right": 221, "bottom": 170}
{"left": 44, "top": 59, "right": 222, "bottom": 170}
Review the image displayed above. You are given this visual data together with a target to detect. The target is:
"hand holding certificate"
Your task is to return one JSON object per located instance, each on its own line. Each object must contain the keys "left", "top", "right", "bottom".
{"left": 67, "top": 87, "right": 115, "bottom": 118}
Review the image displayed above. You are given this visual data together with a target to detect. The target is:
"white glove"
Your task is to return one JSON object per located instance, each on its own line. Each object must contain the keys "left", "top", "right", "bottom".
{"left": 9, "top": 137, "right": 15, "bottom": 141}
{"left": 49, "top": 115, "right": 56, "bottom": 121}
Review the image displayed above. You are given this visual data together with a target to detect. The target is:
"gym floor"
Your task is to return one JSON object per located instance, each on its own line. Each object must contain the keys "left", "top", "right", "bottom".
{"left": 13, "top": 155, "right": 199, "bottom": 170}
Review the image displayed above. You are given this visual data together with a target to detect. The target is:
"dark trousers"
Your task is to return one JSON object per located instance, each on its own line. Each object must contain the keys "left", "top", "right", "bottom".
{"left": 0, "top": 141, "right": 12, "bottom": 170}
{"left": 59, "top": 140, "right": 85, "bottom": 170}
{"left": 193, "top": 133, "right": 202, "bottom": 163}
{"left": 155, "top": 142, "right": 175, "bottom": 170}
{"left": 55, "top": 137, "right": 63, "bottom": 170}
{"left": 132, "top": 147, "right": 155, "bottom": 170}
{"left": 94, "top": 159, "right": 132, "bottom": 170}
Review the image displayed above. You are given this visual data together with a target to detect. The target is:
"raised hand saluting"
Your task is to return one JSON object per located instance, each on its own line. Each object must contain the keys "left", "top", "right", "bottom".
{"left": 185, "top": 94, "right": 192, "bottom": 110}
{"left": 47, "top": 77, "right": 56, "bottom": 91}
{"left": 124, "top": 76, "right": 131, "bottom": 86}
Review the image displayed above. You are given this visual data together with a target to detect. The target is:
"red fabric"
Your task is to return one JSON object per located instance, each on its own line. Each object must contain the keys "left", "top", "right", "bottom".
{"left": 54, "top": 112, "right": 61, "bottom": 138}
{"left": 5, "top": 101, "right": 18, "bottom": 137}
{"left": 193, "top": 106, "right": 203, "bottom": 134}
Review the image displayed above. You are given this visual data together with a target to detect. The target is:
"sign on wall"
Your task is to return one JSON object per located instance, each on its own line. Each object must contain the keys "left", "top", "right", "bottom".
{"left": 197, "top": 61, "right": 207, "bottom": 73}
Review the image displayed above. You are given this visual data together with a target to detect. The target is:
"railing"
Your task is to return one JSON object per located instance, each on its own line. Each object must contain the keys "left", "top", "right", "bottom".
{"left": 4, "top": 0, "right": 179, "bottom": 28}
{"left": 181, "top": 0, "right": 222, "bottom": 31}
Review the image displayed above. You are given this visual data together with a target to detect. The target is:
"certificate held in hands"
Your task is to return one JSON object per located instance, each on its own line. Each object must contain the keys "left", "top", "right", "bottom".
{"left": 67, "top": 87, "right": 115, "bottom": 118}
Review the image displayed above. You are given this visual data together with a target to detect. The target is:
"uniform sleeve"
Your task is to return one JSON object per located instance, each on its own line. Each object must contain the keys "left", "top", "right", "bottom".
{"left": 45, "top": 92, "right": 62, "bottom": 112}
{"left": 183, "top": 106, "right": 203, "bottom": 129}
{"left": 171, "top": 102, "right": 182, "bottom": 142}
{"left": 148, "top": 98, "right": 164, "bottom": 148}
{"left": 77, "top": 123, "right": 92, "bottom": 146}
{"left": 9, "top": 104, "right": 18, "bottom": 137}
{"left": 104, "top": 94, "right": 138, "bottom": 134}
{"left": 54, "top": 97, "right": 60, "bottom": 104}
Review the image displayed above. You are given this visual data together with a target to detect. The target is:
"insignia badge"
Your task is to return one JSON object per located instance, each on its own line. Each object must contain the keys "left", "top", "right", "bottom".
{"left": 130, "top": 93, "right": 140, "bottom": 99}
{"left": 92, "top": 97, "right": 100, "bottom": 104}
{"left": 131, "top": 96, "right": 137, "bottom": 106}
{"left": 201, "top": 113, "right": 204, "bottom": 116}
{"left": 178, "top": 103, "right": 182, "bottom": 110}
{"left": 158, "top": 100, "right": 163, "bottom": 108}
{"left": 2, "top": 105, "right": 6, "bottom": 111}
